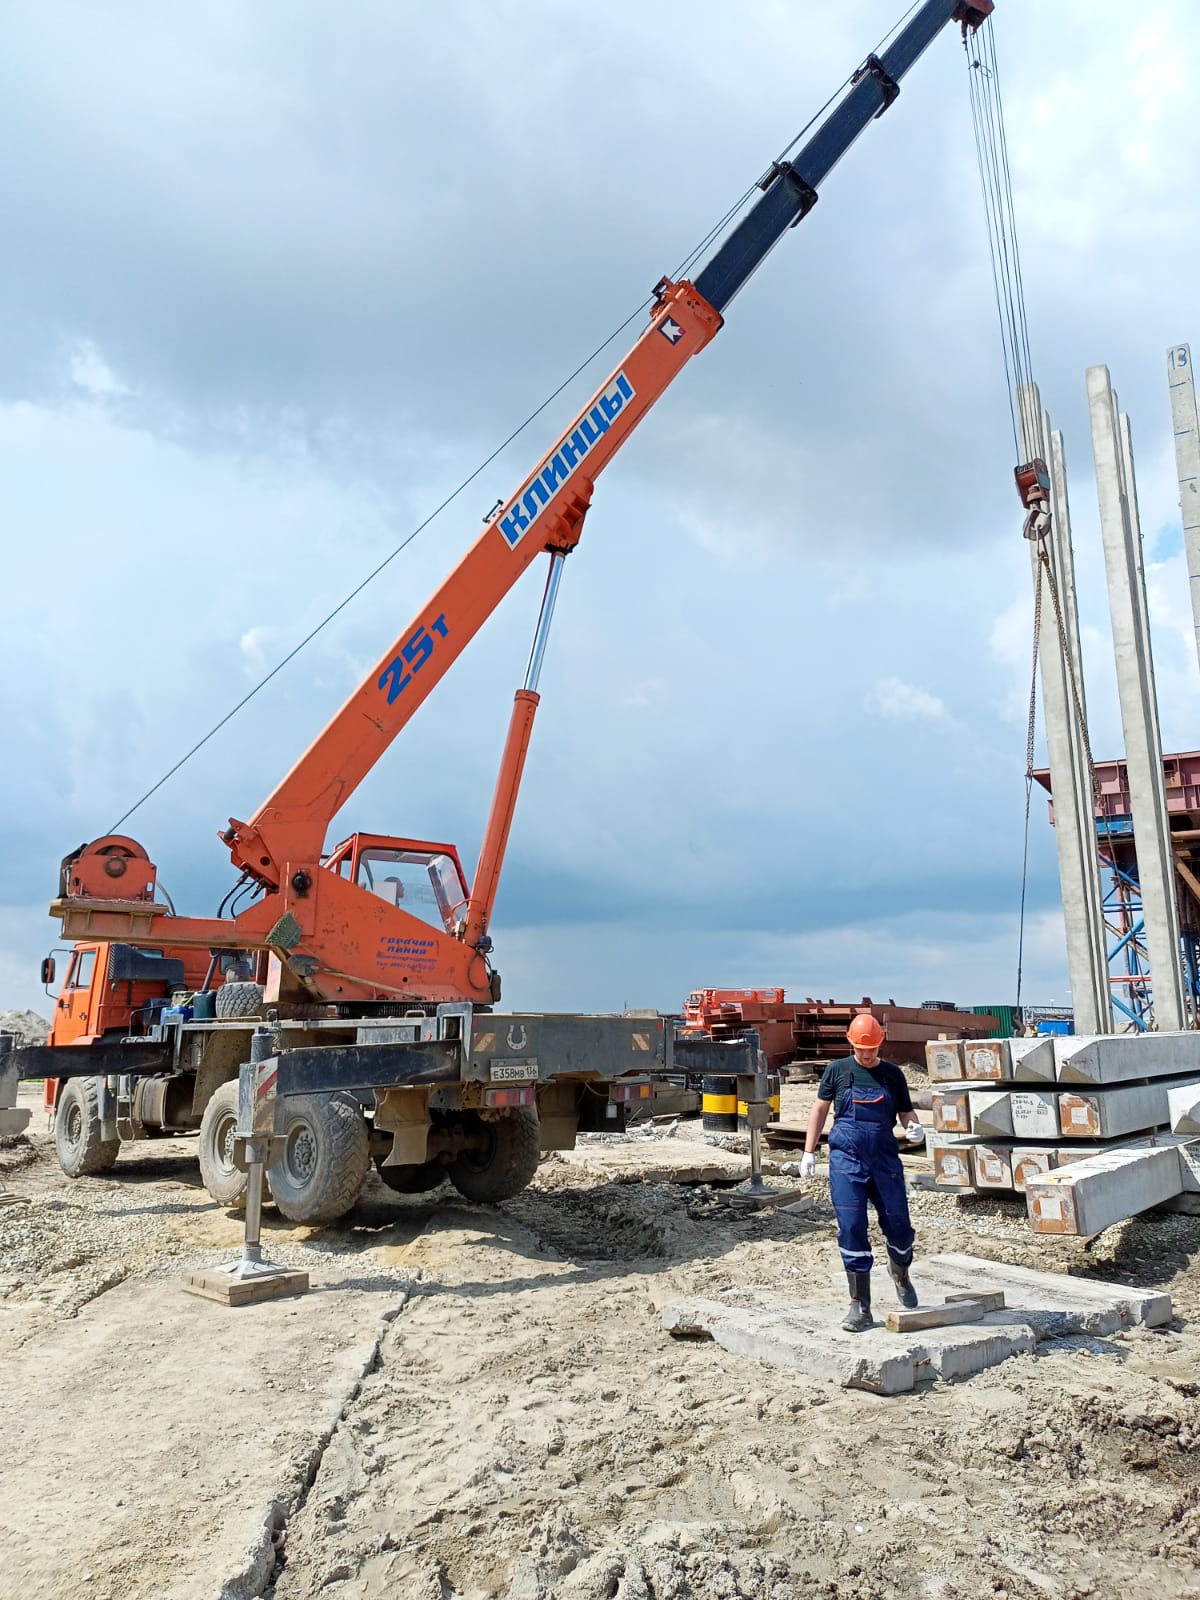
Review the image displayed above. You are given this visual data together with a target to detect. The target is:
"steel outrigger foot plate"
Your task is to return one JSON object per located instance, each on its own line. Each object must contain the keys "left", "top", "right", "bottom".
{"left": 726, "top": 1176, "right": 809, "bottom": 1211}
{"left": 181, "top": 1257, "right": 310, "bottom": 1307}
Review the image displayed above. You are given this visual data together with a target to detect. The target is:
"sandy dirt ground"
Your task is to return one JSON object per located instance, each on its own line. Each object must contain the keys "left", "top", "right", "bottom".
{"left": 2, "top": 1082, "right": 1198, "bottom": 1600}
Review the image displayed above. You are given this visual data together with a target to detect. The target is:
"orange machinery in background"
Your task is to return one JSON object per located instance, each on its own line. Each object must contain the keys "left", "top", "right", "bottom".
{"left": 681, "top": 989, "right": 999, "bottom": 1072}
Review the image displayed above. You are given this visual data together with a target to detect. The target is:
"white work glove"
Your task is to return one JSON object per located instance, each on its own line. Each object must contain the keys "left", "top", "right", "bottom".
{"left": 799, "top": 1152, "right": 817, "bottom": 1179}
{"left": 904, "top": 1122, "right": 926, "bottom": 1145}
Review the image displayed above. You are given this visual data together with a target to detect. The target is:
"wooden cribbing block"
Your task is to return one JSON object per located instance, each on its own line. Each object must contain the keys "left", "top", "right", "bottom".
{"left": 945, "top": 1290, "right": 1006, "bottom": 1312}
{"left": 885, "top": 1291, "right": 1005, "bottom": 1334}
{"left": 182, "top": 1267, "right": 310, "bottom": 1306}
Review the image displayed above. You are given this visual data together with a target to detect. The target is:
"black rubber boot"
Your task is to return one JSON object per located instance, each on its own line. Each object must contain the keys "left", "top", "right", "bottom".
{"left": 841, "top": 1271, "right": 874, "bottom": 1332}
{"left": 888, "top": 1256, "right": 918, "bottom": 1309}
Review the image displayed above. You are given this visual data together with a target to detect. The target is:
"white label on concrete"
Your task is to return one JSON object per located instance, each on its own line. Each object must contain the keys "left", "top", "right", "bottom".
{"left": 1010, "top": 1091, "right": 1060, "bottom": 1140}
{"left": 973, "top": 1145, "right": 1014, "bottom": 1188}
{"left": 933, "top": 1091, "right": 971, "bottom": 1133}
{"left": 926, "top": 1042, "right": 964, "bottom": 1080}
{"left": 963, "top": 1041, "right": 1005, "bottom": 1080}
{"left": 1013, "top": 1149, "right": 1056, "bottom": 1192}
{"left": 1069, "top": 1105, "right": 1092, "bottom": 1127}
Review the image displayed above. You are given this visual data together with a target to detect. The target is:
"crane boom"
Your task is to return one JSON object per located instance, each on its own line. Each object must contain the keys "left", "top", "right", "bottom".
{"left": 51, "top": 0, "right": 996, "bottom": 1010}
{"left": 230, "top": 0, "right": 995, "bottom": 889}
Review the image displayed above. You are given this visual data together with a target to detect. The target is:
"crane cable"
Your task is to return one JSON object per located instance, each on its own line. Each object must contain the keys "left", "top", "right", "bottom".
{"left": 965, "top": 20, "right": 1096, "bottom": 1011}
{"left": 106, "top": 2, "right": 929, "bottom": 839}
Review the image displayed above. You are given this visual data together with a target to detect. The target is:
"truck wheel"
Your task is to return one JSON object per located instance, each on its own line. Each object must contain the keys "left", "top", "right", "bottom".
{"left": 448, "top": 1109, "right": 540, "bottom": 1203}
{"left": 55, "top": 1078, "right": 121, "bottom": 1178}
{"left": 215, "top": 981, "right": 265, "bottom": 1019}
{"left": 198, "top": 1080, "right": 247, "bottom": 1208}
{"left": 374, "top": 1154, "right": 446, "bottom": 1195}
{"left": 268, "top": 1092, "right": 369, "bottom": 1226}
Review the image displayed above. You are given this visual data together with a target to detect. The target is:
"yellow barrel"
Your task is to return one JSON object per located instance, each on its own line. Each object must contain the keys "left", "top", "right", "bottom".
{"left": 702, "top": 1074, "right": 738, "bottom": 1132}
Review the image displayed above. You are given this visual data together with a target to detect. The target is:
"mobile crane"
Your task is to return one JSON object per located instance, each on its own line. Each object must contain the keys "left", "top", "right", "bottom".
{"left": 2, "top": 0, "right": 996, "bottom": 1225}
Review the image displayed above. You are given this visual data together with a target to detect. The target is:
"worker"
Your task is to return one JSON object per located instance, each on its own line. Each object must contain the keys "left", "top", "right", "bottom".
{"left": 798, "top": 1014, "right": 925, "bottom": 1332}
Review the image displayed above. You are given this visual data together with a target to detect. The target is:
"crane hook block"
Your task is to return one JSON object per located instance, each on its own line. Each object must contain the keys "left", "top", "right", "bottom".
{"left": 1015, "top": 458, "right": 1050, "bottom": 509}
{"left": 954, "top": 1, "right": 995, "bottom": 32}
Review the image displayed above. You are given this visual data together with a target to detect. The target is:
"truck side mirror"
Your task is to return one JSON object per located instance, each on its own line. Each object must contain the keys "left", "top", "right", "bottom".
{"left": 41, "top": 955, "right": 57, "bottom": 989}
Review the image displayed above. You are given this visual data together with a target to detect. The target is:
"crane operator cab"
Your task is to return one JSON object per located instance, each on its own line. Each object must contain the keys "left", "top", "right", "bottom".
{"left": 324, "top": 833, "right": 470, "bottom": 938}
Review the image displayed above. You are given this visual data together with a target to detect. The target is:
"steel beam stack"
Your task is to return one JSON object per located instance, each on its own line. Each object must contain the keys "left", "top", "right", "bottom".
{"left": 682, "top": 991, "right": 998, "bottom": 1073}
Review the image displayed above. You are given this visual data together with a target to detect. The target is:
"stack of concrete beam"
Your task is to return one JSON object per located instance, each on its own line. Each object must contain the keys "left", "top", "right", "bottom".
{"left": 926, "top": 1034, "right": 1200, "bottom": 1231}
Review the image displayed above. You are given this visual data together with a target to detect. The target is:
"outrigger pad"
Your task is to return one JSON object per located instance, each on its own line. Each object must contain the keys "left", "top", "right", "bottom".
{"left": 181, "top": 1263, "right": 309, "bottom": 1307}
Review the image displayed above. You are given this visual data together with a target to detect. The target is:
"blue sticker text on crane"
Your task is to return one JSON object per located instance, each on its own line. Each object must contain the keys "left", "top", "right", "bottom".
{"left": 378, "top": 613, "right": 449, "bottom": 705}
{"left": 498, "top": 372, "right": 635, "bottom": 550}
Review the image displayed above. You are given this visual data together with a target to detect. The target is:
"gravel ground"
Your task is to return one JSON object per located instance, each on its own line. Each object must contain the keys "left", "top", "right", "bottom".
{"left": 2, "top": 1082, "right": 1199, "bottom": 1600}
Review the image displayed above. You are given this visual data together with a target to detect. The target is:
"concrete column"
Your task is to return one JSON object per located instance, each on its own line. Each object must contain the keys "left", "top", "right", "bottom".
{"left": 1166, "top": 343, "right": 1200, "bottom": 675}
{"left": 1087, "top": 365, "right": 1188, "bottom": 1031}
{"left": 1018, "top": 384, "right": 1111, "bottom": 1033}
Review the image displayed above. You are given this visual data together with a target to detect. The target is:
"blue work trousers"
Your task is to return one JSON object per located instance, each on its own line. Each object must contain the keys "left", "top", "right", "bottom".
{"left": 828, "top": 1087, "right": 915, "bottom": 1276}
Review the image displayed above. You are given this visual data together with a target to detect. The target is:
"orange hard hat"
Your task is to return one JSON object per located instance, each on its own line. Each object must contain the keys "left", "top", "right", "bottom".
{"left": 847, "top": 1013, "right": 886, "bottom": 1049}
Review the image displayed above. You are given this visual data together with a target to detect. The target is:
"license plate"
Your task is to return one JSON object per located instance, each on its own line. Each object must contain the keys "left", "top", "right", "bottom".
{"left": 489, "top": 1058, "right": 537, "bottom": 1083}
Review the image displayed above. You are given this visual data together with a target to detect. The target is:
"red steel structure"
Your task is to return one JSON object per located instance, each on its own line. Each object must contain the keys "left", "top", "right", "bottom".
{"left": 682, "top": 990, "right": 997, "bottom": 1070}
{"left": 1035, "top": 751, "right": 1200, "bottom": 1028}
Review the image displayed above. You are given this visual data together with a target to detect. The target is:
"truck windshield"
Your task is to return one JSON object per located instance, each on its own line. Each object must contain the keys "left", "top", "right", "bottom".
{"left": 356, "top": 849, "right": 467, "bottom": 934}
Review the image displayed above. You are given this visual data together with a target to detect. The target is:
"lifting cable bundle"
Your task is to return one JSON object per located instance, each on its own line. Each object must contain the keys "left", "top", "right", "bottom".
{"left": 964, "top": 18, "right": 1095, "bottom": 1007}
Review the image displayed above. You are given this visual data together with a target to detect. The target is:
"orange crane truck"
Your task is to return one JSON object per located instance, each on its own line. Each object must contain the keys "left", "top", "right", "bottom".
{"left": 0, "top": 0, "right": 995, "bottom": 1226}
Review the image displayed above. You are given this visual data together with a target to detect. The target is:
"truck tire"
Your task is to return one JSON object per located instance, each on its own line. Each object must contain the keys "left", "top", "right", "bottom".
{"left": 374, "top": 1154, "right": 446, "bottom": 1195}
{"left": 215, "top": 981, "right": 265, "bottom": 1019}
{"left": 448, "top": 1109, "right": 540, "bottom": 1204}
{"left": 198, "top": 1080, "right": 247, "bottom": 1208}
{"left": 55, "top": 1078, "right": 121, "bottom": 1178}
{"left": 268, "top": 1092, "right": 369, "bottom": 1226}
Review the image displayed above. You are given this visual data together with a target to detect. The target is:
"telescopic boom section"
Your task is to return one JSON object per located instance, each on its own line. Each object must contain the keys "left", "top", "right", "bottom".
{"left": 227, "top": 0, "right": 994, "bottom": 890}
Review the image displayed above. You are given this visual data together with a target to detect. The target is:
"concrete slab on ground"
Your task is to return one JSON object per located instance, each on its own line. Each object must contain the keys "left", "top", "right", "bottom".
{"left": 661, "top": 1252, "right": 1170, "bottom": 1395}
{"left": 0, "top": 1266, "right": 416, "bottom": 1600}
{"left": 557, "top": 1137, "right": 752, "bottom": 1184}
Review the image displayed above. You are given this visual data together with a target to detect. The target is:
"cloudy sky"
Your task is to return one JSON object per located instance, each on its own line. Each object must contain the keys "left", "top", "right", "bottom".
{"left": 3, "top": 0, "right": 1199, "bottom": 1021}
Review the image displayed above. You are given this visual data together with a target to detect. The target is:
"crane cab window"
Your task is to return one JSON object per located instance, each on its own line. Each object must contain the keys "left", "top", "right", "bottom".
{"left": 67, "top": 949, "right": 97, "bottom": 990}
{"left": 356, "top": 849, "right": 467, "bottom": 934}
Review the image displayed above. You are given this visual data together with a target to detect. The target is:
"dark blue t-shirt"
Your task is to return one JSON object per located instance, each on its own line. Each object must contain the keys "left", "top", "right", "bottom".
{"left": 817, "top": 1057, "right": 913, "bottom": 1118}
